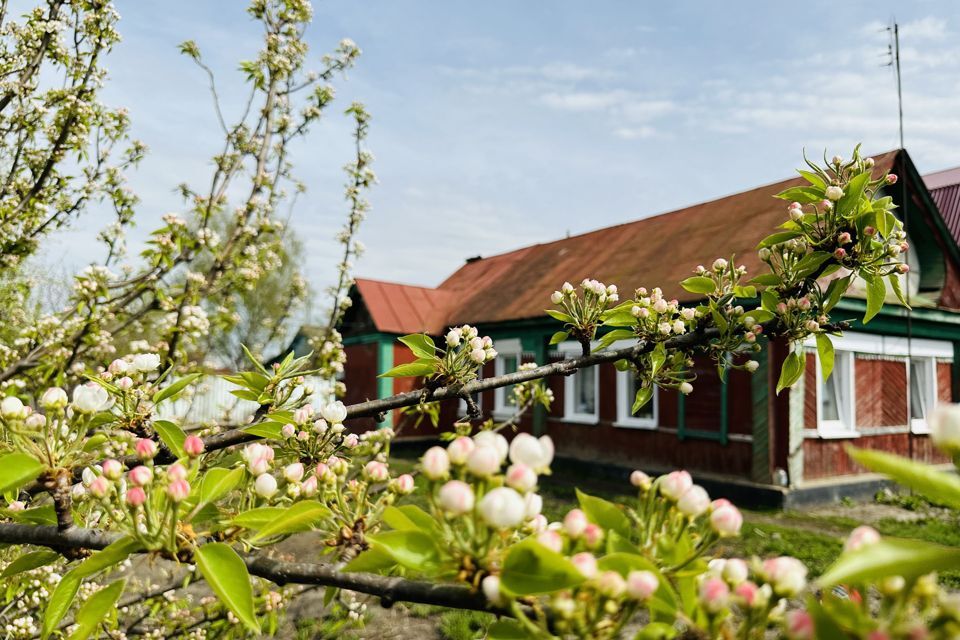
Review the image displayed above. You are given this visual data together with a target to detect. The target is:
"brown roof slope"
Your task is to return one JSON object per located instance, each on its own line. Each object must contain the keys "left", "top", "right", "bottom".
{"left": 437, "top": 152, "right": 898, "bottom": 325}
{"left": 925, "top": 166, "right": 960, "bottom": 246}
{"left": 354, "top": 278, "right": 455, "bottom": 334}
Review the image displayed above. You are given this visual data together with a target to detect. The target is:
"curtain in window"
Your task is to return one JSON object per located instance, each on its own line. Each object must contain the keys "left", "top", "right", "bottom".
{"left": 821, "top": 354, "right": 849, "bottom": 428}
{"left": 574, "top": 370, "right": 595, "bottom": 415}
{"left": 910, "top": 359, "right": 928, "bottom": 420}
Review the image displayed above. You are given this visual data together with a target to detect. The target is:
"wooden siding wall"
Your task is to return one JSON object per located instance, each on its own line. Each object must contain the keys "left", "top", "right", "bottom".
{"left": 342, "top": 343, "right": 380, "bottom": 432}
{"left": 802, "top": 353, "right": 952, "bottom": 480}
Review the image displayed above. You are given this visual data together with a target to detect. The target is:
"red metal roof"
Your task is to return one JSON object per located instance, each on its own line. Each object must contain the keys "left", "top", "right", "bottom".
{"left": 924, "top": 166, "right": 960, "bottom": 247}
{"left": 356, "top": 151, "right": 904, "bottom": 332}
{"left": 353, "top": 278, "right": 455, "bottom": 334}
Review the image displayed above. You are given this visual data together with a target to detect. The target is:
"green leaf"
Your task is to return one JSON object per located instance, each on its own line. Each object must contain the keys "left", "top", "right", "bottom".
{"left": 797, "top": 169, "right": 827, "bottom": 189}
{"left": 743, "top": 308, "right": 774, "bottom": 325}
{"left": 153, "top": 420, "right": 187, "bottom": 459}
{"left": 381, "top": 505, "right": 440, "bottom": 536}
{"left": 793, "top": 251, "right": 831, "bottom": 278}
{"left": 8, "top": 504, "right": 57, "bottom": 525}
{"left": 888, "top": 273, "right": 910, "bottom": 307}
{"left": 594, "top": 329, "right": 636, "bottom": 352}
{"left": 43, "top": 573, "right": 80, "bottom": 639}
{"left": 632, "top": 386, "right": 653, "bottom": 414}
{"left": 1, "top": 550, "right": 60, "bottom": 578}
{"left": 815, "top": 334, "right": 834, "bottom": 381}
{"left": 823, "top": 275, "right": 852, "bottom": 312}
{"left": 368, "top": 530, "right": 441, "bottom": 571}
{"left": 862, "top": 272, "right": 886, "bottom": 323}
{"left": 197, "top": 467, "right": 245, "bottom": 510}
{"left": 749, "top": 273, "right": 782, "bottom": 287}
{"left": 342, "top": 545, "right": 397, "bottom": 573}
{"left": 733, "top": 285, "right": 757, "bottom": 299}
{"left": 242, "top": 420, "right": 284, "bottom": 439}
{"left": 760, "top": 290, "right": 780, "bottom": 313}
{"left": 775, "top": 186, "right": 823, "bottom": 204}
{"left": 398, "top": 334, "right": 436, "bottom": 359}
{"left": 75, "top": 536, "right": 142, "bottom": 579}
{"left": 250, "top": 500, "right": 330, "bottom": 542}
{"left": 379, "top": 360, "right": 437, "bottom": 378}
{"left": 500, "top": 539, "right": 585, "bottom": 596}
{"left": 818, "top": 537, "right": 960, "bottom": 587}
{"left": 68, "top": 578, "right": 126, "bottom": 640}
{"left": 776, "top": 350, "right": 805, "bottom": 394}
{"left": 195, "top": 543, "right": 260, "bottom": 635}
{"left": 846, "top": 446, "right": 960, "bottom": 510}
{"left": 650, "top": 343, "right": 667, "bottom": 377}
{"left": 231, "top": 507, "right": 285, "bottom": 530}
{"left": 757, "top": 230, "right": 802, "bottom": 249}
{"left": 576, "top": 489, "right": 632, "bottom": 538}
{"left": 548, "top": 330, "right": 570, "bottom": 345}
{"left": 835, "top": 171, "right": 870, "bottom": 218}
{"left": 152, "top": 373, "right": 202, "bottom": 404}
{"left": 0, "top": 452, "right": 44, "bottom": 494}
{"left": 545, "top": 309, "right": 575, "bottom": 324}
{"left": 679, "top": 276, "right": 716, "bottom": 295}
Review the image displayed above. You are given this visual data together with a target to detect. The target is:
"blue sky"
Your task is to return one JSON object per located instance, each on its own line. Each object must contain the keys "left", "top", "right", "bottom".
{"left": 41, "top": 1, "right": 960, "bottom": 317}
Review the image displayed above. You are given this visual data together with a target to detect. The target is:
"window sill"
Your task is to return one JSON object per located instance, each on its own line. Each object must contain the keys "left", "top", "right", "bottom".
{"left": 613, "top": 421, "right": 658, "bottom": 430}
{"left": 814, "top": 429, "right": 861, "bottom": 440}
{"left": 910, "top": 420, "right": 931, "bottom": 435}
{"left": 563, "top": 414, "right": 600, "bottom": 425}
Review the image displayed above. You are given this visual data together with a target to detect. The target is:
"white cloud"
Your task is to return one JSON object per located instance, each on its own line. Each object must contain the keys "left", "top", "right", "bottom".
{"left": 901, "top": 16, "right": 948, "bottom": 41}
{"left": 613, "top": 126, "right": 656, "bottom": 140}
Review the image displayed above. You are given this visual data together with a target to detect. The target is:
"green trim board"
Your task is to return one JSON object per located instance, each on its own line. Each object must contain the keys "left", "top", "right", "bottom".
{"left": 676, "top": 376, "right": 728, "bottom": 444}
{"left": 376, "top": 336, "right": 394, "bottom": 428}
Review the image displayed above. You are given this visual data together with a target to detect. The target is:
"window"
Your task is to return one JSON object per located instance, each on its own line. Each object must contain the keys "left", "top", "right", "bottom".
{"left": 817, "top": 350, "right": 857, "bottom": 437}
{"left": 909, "top": 357, "right": 938, "bottom": 433}
{"left": 615, "top": 368, "right": 658, "bottom": 428}
{"left": 557, "top": 341, "right": 600, "bottom": 424}
{"left": 493, "top": 339, "right": 522, "bottom": 417}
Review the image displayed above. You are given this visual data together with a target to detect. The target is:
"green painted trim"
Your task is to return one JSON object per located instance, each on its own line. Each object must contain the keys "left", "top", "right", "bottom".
{"left": 377, "top": 337, "right": 395, "bottom": 428}
{"left": 750, "top": 345, "right": 771, "bottom": 484}
{"left": 677, "top": 391, "right": 686, "bottom": 440}
{"left": 344, "top": 332, "right": 398, "bottom": 346}
{"left": 719, "top": 375, "right": 729, "bottom": 446}
{"left": 680, "top": 429, "right": 725, "bottom": 442}
{"left": 953, "top": 342, "right": 960, "bottom": 403}
{"left": 530, "top": 335, "right": 548, "bottom": 436}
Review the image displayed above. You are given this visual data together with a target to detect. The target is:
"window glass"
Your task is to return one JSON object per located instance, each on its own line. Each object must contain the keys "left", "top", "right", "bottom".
{"left": 820, "top": 352, "right": 852, "bottom": 430}
{"left": 573, "top": 368, "right": 596, "bottom": 415}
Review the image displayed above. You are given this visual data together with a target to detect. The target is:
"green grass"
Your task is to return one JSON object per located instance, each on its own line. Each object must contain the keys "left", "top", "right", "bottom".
{"left": 873, "top": 515, "right": 960, "bottom": 587}
{"left": 717, "top": 521, "right": 845, "bottom": 577}
{"left": 438, "top": 610, "right": 495, "bottom": 640}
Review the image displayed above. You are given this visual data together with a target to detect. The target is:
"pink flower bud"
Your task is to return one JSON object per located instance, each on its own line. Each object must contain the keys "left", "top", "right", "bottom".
{"left": 343, "top": 433, "right": 359, "bottom": 448}
{"left": 537, "top": 529, "right": 563, "bottom": 553}
{"left": 364, "top": 461, "right": 390, "bottom": 483}
{"left": 699, "top": 576, "right": 729, "bottom": 612}
{"left": 563, "top": 509, "right": 588, "bottom": 538}
{"left": 117, "top": 376, "right": 134, "bottom": 391}
{"left": 677, "top": 485, "right": 710, "bottom": 517}
{"left": 255, "top": 473, "right": 278, "bottom": 498}
{"left": 89, "top": 476, "right": 110, "bottom": 498}
{"left": 446, "top": 436, "right": 475, "bottom": 465}
{"left": 762, "top": 556, "right": 808, "bottom": 596}
{"left": 167, "top": 478, "right": 190, "bottom": 502}
{"left": 571, "top": 552, "right": 597, "bottom": 579}
{"left": 505, "top": 463, "right": 537, "bottom": 492}
{"left": 722, "top": 558, "right": 749, "bottom": 584}
{"left": 734, "top": 580, "right": 760, "bottom": 607}
{"left": 284, "top": 462, "right": 305, "bottom": 483}
{"left": 837, "top": 232, "right": 852, "bottom": 245}
{"left": 293, "top": 404, "right": 314, "bottom": 424}
{"left": 7, "top": 500, "right": 25, "bottom": 511}
{"left": 167, "top": 463, "right": 188, "bottom": 482}
{"left": 659, "top": 470, "right": 693, "bottom": 501}
{"left": 630, "top": 470, "right": 651, "bottom": 490}
{"left": 392, "top": 474, "right": 415, "bottom": 494}
{"left": 626, "top": 570, "right": 659, "bottom": 601}
{"left": 787, "top": 201, "right": 801, "bottom": 210}
{"left": 864, "top": 225, "right": 876, "bottom": 236}
{"left": 301, "top": 475, "right": 319, "bottom": 497}
{"left": 422, "top": 446, "right": 450, "bottom": 480}
{"left": 710, "top": 503, "right": 743, "bottom": 537}
{"left": 183, "top": 435, "right": 204, "bottom": 457}
{"left": 102, "top": 459, "right": 123, "bottom": 480}
{"left": 785, "top": 610, "right": 815, "bottom": 640}
{"left": 135, "top": 438, "right": 158, "bottom": 460}
{"left": 596, "top": 571, "right": 626, "bottom": 598}
{"left": 281, "top": 424, "right": 296, "bottom": 438}
{"left": 129, "top": 465, "right": 153, "bottom": 487}
{"left": 482, "top": 575, "right": 502, "bottom": 605}
{"left": 887, "top": 173, "right": 898, "bottom": 184}
{"left": 583, "top": 523, "right": 604, "bottom": 549}
{"left": 126, "top": 486, "right": 147, "bottom": 507}
{"left": 833, "top": 247, "right": 847, "bottom": 260}
{"left": 776, "top": 302, "right": 788, "bottom": 314}
{"left": 438, "top": 480, "right": 474, "bottom": 515}
{"left": 466, "top": 445, "right": 501, "bottom": 477}
{"left": 248, "top": 455, "right": 270, "bottom": 476}
{"left": 844, "top": 525, "right": 880, "bottom": 552}
{"left": 897, "top": 263, "right": 910, "bottom": 274}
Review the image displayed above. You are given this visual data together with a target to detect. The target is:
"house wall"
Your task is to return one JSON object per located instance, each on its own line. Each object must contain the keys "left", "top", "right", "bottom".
{"left": 342, "top": 342, "right": 380, "bottom": 432}
{"left": 800, "top": 347, "right": 952, "bottom": 482}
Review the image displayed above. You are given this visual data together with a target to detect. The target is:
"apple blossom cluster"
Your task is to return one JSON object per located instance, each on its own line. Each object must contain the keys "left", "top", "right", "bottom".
{"left": 444, "top": 325, "right": 498, "bottom": 367}
{"left": 382, "top": 326, "right": 497, "bottom": 394}
{"left": 548, "top": 279, "right": 620, "bottom": 353}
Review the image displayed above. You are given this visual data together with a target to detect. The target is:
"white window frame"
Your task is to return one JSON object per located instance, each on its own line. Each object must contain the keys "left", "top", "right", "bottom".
{"left": 493, "top": 338, "right": 523, "bottom": 418}
{"left": 615, "top": 368, "right": 658, "bottom": 429}
{"left": 814, "top": 349, "right": 857, "bottom": 438}
{"left": 803, "top": 331, "right": 953, "bottom": 438}
{"left": 909, "top": 356, "right": 938, "bottom": 434}
{"left": 557, "top": 341, "right": 600, "bottom": 424}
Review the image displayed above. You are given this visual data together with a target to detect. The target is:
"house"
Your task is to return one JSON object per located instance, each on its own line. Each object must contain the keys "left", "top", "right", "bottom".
{"left": 333, "top": 149, "right": 960, "bottom": 504}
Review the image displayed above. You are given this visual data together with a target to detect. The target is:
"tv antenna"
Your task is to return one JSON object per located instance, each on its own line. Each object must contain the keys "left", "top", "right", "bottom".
{"left": 884, "top": 21, "right": 904, "bottom": 149}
